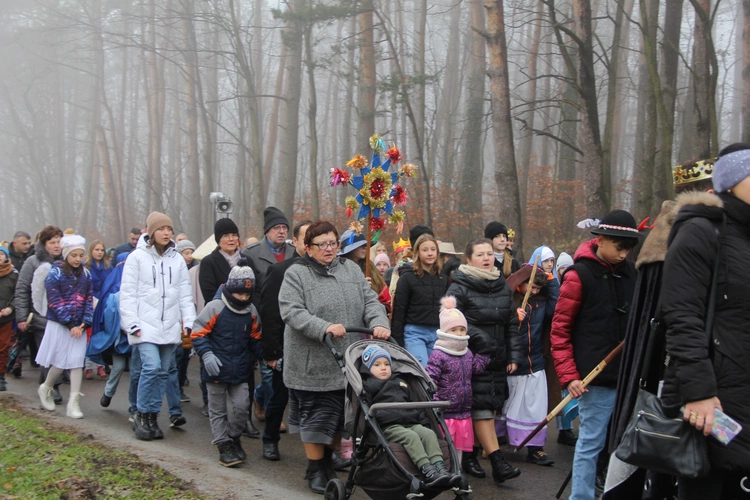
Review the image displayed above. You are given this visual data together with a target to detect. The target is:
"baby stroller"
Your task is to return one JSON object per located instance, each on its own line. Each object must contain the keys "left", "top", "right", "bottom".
{"left": 322, "top": 327, "right": 471, "bottom": 500}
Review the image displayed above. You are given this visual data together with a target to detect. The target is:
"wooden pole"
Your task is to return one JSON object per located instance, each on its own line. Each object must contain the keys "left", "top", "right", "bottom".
{"left": 520, "top": 254, "right": 541, "bottom": 311}
{"left": 513, "top": 341, "right": 624, "bottom": 451}
{"left": 365, "top": 212, "right": 372, "bottom": 278}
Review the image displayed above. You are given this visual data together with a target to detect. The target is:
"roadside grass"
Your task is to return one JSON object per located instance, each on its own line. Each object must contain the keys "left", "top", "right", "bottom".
{"left": 0, "top": 397, "right": 203, "bottom": 499}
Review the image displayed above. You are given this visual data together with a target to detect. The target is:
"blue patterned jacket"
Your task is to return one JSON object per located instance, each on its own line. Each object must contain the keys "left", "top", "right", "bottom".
{"left": 45, "top": 262, "right": 94, "bottom": 328}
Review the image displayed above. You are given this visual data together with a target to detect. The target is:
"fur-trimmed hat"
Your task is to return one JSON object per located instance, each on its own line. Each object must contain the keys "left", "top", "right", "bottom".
{"left": 484, "top": 221, "right": 508, "bottom": 240}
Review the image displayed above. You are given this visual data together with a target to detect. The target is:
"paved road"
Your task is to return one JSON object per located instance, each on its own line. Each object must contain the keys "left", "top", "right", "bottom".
{"left": 2, "top": 361, "right": 576, "bottom": 499}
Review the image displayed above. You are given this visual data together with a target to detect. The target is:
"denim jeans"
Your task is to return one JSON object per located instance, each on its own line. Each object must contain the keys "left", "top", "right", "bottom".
{"left": 166, "top": 345, "right": 182, "bottom": 416}
{"left": 570, "top": 385, "right": 616, "bottom": 500}
{"left": 129, "top": 345, "right": 140, "bottom": 414}
{"left": 104, "top": 354, "right": 128, "bottom": 398}
{"left": 403, "top": 324, "right": 437, "bottom": 368}
{"left": 135, "top": 342, "right": 179, "bottom": 414}
{"left": 254, "top": 361, "right": 274, "bottom": 410}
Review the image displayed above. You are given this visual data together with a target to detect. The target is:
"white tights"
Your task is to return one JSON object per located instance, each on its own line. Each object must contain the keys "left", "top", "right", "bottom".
{"left": 45, "top": 366, "right": 82, "bottom": 395}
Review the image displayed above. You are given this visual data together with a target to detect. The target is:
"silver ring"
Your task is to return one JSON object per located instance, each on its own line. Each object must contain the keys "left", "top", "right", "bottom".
{"left": 740, "top": 476, "right": 749, "bottom": 493}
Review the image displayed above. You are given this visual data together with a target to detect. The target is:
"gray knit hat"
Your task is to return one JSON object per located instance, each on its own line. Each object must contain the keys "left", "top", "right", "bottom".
{"left": 713, "top": 149, "right": 750, "bottom": 192}
{"left": 175, "top": 240, "right": 196, "bottom": 254}
{"left": 225, "top": 266, "right": 255, "bottom": 294}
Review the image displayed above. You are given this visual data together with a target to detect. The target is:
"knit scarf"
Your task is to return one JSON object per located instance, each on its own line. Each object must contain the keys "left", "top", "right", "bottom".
{"left": 434, "top": 329, "right": 469, "bottom": 356}
{"left": 458, "top": 263, "right": 500, "bottom": 281}
{"left": 221, "top": 287, "right": 253, "bottom": 314}
{"left": 0, "top": 261, "right": 13, "bottom": 278}
{"left": 220, "top": 249, "right": 242, "bottom": 268}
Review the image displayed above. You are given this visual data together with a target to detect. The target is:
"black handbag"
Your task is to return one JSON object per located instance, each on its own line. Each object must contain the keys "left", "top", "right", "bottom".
{"left": 615, "top": 228, "right": 721, "bottom": 479}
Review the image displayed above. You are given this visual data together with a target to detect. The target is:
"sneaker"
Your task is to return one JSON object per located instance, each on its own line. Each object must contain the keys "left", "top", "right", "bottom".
{"left": 201, "top": 404, "right": 209, "bottom": 417}
{"left": 128, "top": 410, "right": 136, "bottom": 423}
{"left": 180, "top": 389, "right": 190, "bottom": 403}
{"left": 557, "top": 429, "right": 578, "bottom": 446}
{"left": 132, "top": 411, "right": 154, "bottom": 441}
{"left": 218, "top": 442, "right": 242, "bottom": 467}
{"left": 38, "top": 383, "right": 56, "bottom": 411}
{"left": 96, "top": 366, "right": 107, "bottom": 378}
{"left": 527, "top": 449, "right": 555, "bottom": 466}
{"left": 169, "top": 414, "right": 187, "bottom": 428}
{"left": 100, "top": 394, "right": 112, "bottom": 407}
{"left": 84, "top": 369, "right": 94, "bottom": 380}
{"left": 420, "top": 463, "right": 452, "bottom": 488}
{"left": 434, "top": 461, "right": 462, "bottom": 487}
{"left": 11, "top": 363, "right": 21, "bottom": 378}
{"left": 66, "top": 392, "right": 84, "bottom": 419}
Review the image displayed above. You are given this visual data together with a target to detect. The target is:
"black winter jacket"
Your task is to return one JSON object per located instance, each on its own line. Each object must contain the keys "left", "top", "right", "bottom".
{"left": 8, "top": 242, "right": 33, "bottom": 272}
{"left": 447, "top": 268, "right": 521, "bottom": 412}
{"left": 0, "top": 265, "right": 18, "bottom": 325}
{"left": 512, "top": 275, "right": 559, "bottom": 376}
{"left": 391, "top": 267, "right": 448, "bottom": 346}
{"left": 260, "top": 253, "right": 301, "bottom": 361}
{"left": 661, "top": 192, "right": 750, "bottom": 472}
{"left": 361, "top": 368, "right": 428, "bottom": 428}
{"left": 198, "top": 248, "right": 233, "bottom": 304}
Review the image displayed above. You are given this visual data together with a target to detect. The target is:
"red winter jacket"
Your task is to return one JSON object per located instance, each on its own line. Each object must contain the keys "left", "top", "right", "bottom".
{"left": 550, "top": 239, "right": 631, "bottom": 388}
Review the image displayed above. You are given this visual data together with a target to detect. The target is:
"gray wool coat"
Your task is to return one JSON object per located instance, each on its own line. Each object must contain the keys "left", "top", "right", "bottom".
{"left": 279, "top": 255, "right": 390, "bottom": 392}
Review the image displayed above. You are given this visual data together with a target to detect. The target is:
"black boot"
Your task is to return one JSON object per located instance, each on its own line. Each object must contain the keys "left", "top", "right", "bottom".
{"left": 461, "top": 448, "right": 485, "bottom": 478}
{"left": 557, "top": 429, "right": 578, "bottom": 446}
{"left": 218, "top": 442, "right": 242, "bottom": 467}
{"left": 147, "top": 413, "right": 164, "bottom": 440}
{"left": 132, "top": 411, "right": 154, "bottom": 441}
{"left": 233, "top": 437, "right": 247, "bottom": 461}
{"left": 322, "top": 447, "right": 339, "bottom": 481}
{"left": 488, "top": 450, "right": 520, "bottom": 484}
{"left": 305, "top": 458, "right": 327, "bottom": 494}
{"left": 242, "top": 418, "right": 260, "bottom": 438}
{"left": 420, "top": 463, "right": 452, "bottom": 488}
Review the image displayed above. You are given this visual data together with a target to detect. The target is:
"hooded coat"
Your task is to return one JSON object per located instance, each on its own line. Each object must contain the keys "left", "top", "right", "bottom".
{"left": 512, "top": 275, "right": 559, "bottom": 376}
{"left": 660, "top": 192, "right": 750, "bottom": 472}
{"left": 119, "top": 235, "right": 196, "bottom": 345}
{"left": 447, "top": 268, "right": 521, "bottom": 412}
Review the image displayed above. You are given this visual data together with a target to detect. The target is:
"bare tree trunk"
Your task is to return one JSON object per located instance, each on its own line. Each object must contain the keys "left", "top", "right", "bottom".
{"left": 690, "top": 0, "right": 717, "bottom": 159}
{"left": 181, "top": 0, "right": 202, "bottom": 237}
{"left": 485, "top": 0, "right": 523, "bottom": 257}
{"left": 742, "top": 0, "right": 750, "bottom": 141}
{"left": 304, "top": 22, "right": 320, "bottom": 220}
{"left": 146, "top": 0, "right": 165, "bottom": 213}
{"left": 276, "top": 0, "right": 305, "bottom": 222}
{"left": 357, "top": 0, "right": 376, "bottom": 152}
{"left": 457, "top": 0, "right": 485, "bottom": 244}
{"left": 436, "top": 0, "right": 462, "bottom": 186}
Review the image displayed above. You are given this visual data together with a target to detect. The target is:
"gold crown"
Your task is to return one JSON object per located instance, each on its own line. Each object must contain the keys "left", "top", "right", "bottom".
{"left": 507, "top": 228, "right": 516, "bottom": 240}
{"left": 393, "top": 238, "right": 411, "bottom": 253}
{"left": 673, "top": 158, "right": 715, "bottom": 186}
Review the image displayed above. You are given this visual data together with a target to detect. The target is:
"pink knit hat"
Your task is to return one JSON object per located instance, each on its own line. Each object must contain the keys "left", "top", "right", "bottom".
{"left": 374, "top": 253, "right": 390, "bottom": 267}
{"left": 439, "top": 296, "right": 467, "bottom": 333}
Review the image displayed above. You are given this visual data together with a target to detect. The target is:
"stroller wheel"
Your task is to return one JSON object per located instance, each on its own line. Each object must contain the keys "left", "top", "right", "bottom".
{"left": 324, "top": 478, "right": 347, "bottom": 500}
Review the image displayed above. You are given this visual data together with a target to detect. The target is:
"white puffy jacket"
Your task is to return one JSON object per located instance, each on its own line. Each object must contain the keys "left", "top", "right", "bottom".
{"left": 120, "top": 235, "right": 196, "bottom": 345}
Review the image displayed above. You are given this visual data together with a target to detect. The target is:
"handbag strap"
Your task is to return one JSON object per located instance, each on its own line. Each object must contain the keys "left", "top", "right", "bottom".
{"left": 640, "top": 225, "right": 722, "bottom": 385}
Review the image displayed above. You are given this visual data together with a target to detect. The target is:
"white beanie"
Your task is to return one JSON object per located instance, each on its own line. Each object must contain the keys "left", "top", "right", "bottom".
{"left": 61, "top": 234, "right": 86, "bottom": 261}
{"left": 556, "top": 252, "right": 574, "bottom": 276}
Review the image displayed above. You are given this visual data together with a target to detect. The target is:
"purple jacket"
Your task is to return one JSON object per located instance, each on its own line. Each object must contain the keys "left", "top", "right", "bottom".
{"left": 426, "top": 348, "right": 490, "bottom": 419}
{"left": 45, "top": 262, "right": 94, "bottom": 328}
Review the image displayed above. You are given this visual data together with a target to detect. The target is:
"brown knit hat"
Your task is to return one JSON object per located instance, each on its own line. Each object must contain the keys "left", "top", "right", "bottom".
{"left": 146, "top": 211, "right": 173, "bottom": 240}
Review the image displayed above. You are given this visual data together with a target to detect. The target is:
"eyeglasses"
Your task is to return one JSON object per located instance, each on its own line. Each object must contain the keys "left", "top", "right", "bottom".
{"left": 310, "top": 241, "right": 339, "bottom": 250}
{"left": 270, "top": 225, "right": 288, "bottom": 232}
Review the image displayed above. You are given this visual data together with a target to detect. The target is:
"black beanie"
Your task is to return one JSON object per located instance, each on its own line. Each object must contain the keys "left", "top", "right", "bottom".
{"left": 409, "top": 224, "right": 434, "bottom": 249}
{"left": 484, "top": 221, "right": 508, "bottom": 240}
{"left": 214, "top": 217, "right": 239, "bottom": 243}
{"left": 263, "top": 206, "right": 290, "bottom": 234}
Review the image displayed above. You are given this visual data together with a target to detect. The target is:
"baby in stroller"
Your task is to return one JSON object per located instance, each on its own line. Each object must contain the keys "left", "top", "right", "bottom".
{"left": 360, "top": 344, "right": 462, "bottom": 489}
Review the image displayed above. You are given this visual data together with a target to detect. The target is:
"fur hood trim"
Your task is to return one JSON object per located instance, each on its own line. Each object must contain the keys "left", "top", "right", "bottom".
{"left": 636, "top": 191, "right": 722, "bottom": 269}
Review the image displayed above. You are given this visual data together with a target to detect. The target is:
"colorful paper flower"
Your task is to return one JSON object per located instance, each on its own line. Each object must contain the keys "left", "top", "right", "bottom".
{"left": 370, "top": 217, "right": 386, "bottom": 231}
{"left": 349, "top": 220, "right": 365, "bottom": 235}
{"left": 345, "top": 196, "right": 360, "bottom": 218}
{"left": 369, "top": 134, "right": 386, "bottom": 153}
{"left": 390, "top": 184, "right": 407, "bottom": 206}
{"left": 385, "top": 145, "right": 402, "bottom": 164}
{"left": 399, "top": 163, "right": 417, "bottom": 178}
{"left": 346, "top": 154, "right": 368, "bottom": 170}
{"left": 330, "top": 168, "right": 351, "bottom": 186}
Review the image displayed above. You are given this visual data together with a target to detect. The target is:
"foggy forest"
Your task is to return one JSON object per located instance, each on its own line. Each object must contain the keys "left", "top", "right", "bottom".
{"left": 0, "top": 0, "right": 742, "bottom": 257}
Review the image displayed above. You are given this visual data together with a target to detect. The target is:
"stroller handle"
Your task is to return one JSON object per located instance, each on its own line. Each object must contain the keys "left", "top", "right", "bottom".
{"left": 369, "top": 401, "right": 451, "bottom": 417}
{"left": 323, "top": 326, "right": 395, "bottom": 369}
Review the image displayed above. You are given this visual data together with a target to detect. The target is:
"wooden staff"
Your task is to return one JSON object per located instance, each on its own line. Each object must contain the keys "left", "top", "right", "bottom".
{"left": 520, "top": 254, "right": 541, "bottom": 311}
{"left": 365, "top": 213, "right": 372, "bottom": 278}
{"left": 513, "top": 341, "right": 624, "bottom": 452}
